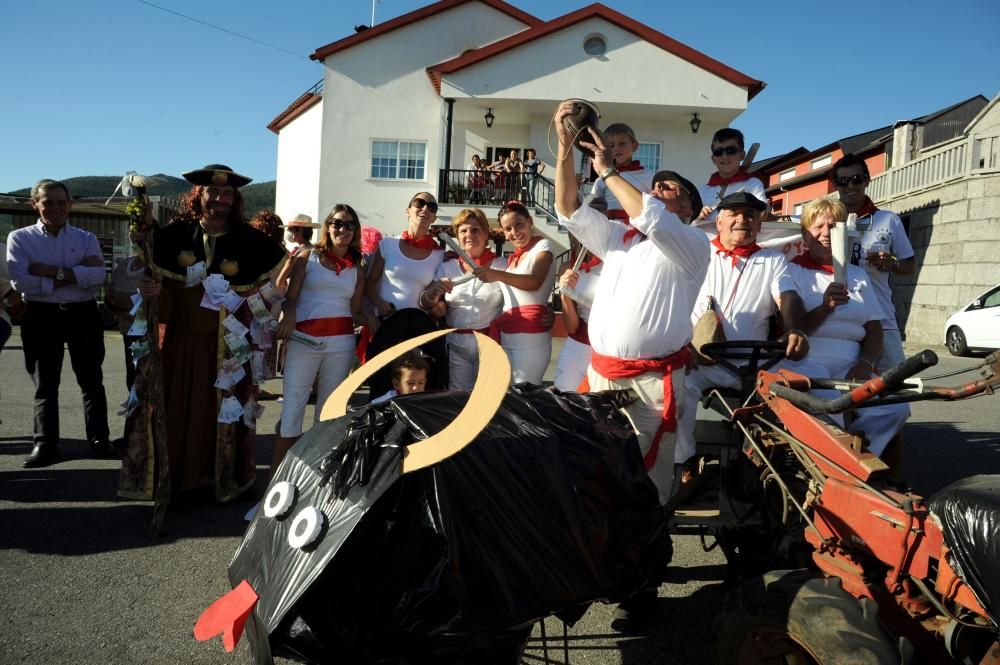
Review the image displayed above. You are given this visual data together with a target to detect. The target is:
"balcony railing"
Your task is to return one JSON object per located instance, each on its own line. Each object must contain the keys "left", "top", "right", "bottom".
{"left": 868, "top": 132, "right": 1000, "bottom": 202}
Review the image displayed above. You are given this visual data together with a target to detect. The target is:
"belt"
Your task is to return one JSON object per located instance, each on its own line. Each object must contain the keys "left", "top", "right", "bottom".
{"left": 28, "top": 300, "right": 97, "bottom": 311}
{"left": 296, "top": 316, "right": 354, "bottom": 337}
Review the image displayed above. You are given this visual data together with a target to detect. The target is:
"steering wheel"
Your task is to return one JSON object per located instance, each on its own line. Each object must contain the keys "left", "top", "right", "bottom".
{"left": 700, "top": 340, "right": 788, "bottom": 384}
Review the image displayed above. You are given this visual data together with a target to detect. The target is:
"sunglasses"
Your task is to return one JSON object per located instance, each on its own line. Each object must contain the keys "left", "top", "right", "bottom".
{"left": 834, "top": 174, "right": 867, "bottom": 187}
{"left": 331, "top": 219, "right": 356, "bottom": 231}
{"left": 410, "top": 198, "right": 438, "bottom": 213}
{"left": 712, "top": 145, "right": 741, "bottom": 157}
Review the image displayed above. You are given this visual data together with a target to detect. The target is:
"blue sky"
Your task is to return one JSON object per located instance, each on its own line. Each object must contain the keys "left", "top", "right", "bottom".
{"left": 3, "top": 0, "right": 998, "bottom": 193}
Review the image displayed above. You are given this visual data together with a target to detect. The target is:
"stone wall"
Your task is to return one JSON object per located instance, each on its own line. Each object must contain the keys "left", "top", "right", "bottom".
{"left": 885, "top": 173, "right": 1000, "bottom": 344}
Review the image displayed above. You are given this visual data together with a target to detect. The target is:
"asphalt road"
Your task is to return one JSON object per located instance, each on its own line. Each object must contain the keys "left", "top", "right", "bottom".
{"left": 0, "top": 330, "right": 997, "bottom": 665}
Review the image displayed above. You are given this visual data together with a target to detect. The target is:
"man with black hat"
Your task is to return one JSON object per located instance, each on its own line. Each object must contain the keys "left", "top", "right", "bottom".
{"left": 119, "top": 165, "right": 286, "bottom": 503}
{"left": 674, "top": 191, "right": 808, "bottom": 472}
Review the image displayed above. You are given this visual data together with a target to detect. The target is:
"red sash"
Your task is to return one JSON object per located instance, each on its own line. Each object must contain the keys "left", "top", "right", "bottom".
{"left": 400, "top": 232, "right": 441, "bottom": 251}
{"left": 568, "top": 319, "right": 590, "bottom": 346}
{"left": 296, "top": 316, "right": 354, "bottom": 337}
{"left": 591, "top": 346, "right": 691, "bottom": 471}
{"left": 711, "top": 236, "right": 762, "bottom": 267}
{"left": 707, "top": 168, "right": 754, "bottom": 186}
{"left": 791, "top": 254, "right": 834, "bottom": 274}
{"left": 507, "top": 236, "right": 543, "bottom": 269}
{"left": 495, "top": 304, "right": 549, "bottom": 334}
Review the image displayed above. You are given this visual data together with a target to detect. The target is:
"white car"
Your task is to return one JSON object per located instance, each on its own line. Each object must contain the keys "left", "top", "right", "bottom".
{"left": 943, "top": 283, "right": 1000, "bottom": 356}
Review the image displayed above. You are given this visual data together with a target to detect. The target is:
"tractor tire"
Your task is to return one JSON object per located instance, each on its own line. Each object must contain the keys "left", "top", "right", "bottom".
{"left": 712, "top": 569, "right": 898, "bottom": 665}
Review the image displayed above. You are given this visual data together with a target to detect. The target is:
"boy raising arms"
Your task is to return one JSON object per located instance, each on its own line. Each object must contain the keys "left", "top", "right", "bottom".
{"left": 696, "top": 128, "right": 766, "bottom": 224}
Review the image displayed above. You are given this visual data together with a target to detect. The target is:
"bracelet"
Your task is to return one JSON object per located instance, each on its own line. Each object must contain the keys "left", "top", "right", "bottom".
{"left": 598, "top": 166, "right": 619, "bottom": 180}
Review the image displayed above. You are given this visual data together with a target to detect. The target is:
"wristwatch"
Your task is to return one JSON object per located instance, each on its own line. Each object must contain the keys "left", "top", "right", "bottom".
{"left": 598, "top": 166, "right": 619, "bottom": 180}
{"left": 55, "top": 268, "right": 65, "bottom": 282}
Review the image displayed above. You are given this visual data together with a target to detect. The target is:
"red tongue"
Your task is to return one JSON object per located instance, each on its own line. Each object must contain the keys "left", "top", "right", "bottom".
{"left": 194, "top": 580, "right": 259, "bottom": 652}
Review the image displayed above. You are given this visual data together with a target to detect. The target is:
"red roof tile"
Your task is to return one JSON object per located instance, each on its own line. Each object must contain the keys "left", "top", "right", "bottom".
{"left": 310, "top": 0, "right": 541, "bottom": 61}
{"left": 267, "top": 92, "right": 322, "bottom": 134}
{"left": 426, "top": 3, "right": 765, "bottom": 99}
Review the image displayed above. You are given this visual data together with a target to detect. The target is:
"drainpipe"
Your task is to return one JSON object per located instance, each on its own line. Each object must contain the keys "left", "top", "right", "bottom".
{"left": 442, "top": 98, "right": 455, "bottom": 201}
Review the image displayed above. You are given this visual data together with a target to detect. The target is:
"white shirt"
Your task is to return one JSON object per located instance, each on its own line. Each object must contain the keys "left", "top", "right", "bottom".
{"left": 850, "top": 208, "right": 914, "bottom": 332}
{"left": 590, "top": 168, "right": 654, "bottom": 212}
{"left": 297, "top": 251, "right": 356, "bottom": 322}
{"left": 697, "top": 176, "right": 767, "bottom": 224}
{"left": 377, "top": 237, "right": 444, "bottom": 311}
{"left": 690, "top": 243, "right": 796, "bottom": 342}
{"left": 6, "top": 220, "right": 106, "bottom": 303}
{"left": 498, "top": 237, "right": 555, "bottom": 311}
{"left": 0, "top": 242, "right": 11, "bottom": 325}
{"left": 436, "top": 259, "right": 503, "bottom": 330}
{"left": 559, "top": 194, "right": 709, "bottom": 359}
{"left": 567, "top": 262, "right": 603, "bottom": 321}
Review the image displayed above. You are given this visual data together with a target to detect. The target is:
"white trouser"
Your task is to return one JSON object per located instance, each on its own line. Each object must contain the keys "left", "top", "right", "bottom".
{"left": 447, "top": 334, "right": 480, "bottom": 391}
{"left": 501, "top": 331, "right": 551, "bottom": 386}
{"left": 280, "top": 336, "right": 355, "bottom": 437}
{"left": 878, "top": 329, "right": 906, "bottom": 373}
{"left": 553, "top": 337, "right": 592, "bottom": 392}
{"left": 587, "top": 365, "right": 687, "bottom": 505}
{"left": 675, "top": 363, "right": 742, "bottom": 464}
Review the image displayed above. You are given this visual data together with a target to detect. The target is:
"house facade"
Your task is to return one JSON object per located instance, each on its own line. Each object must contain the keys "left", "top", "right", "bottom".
{"left": 268, "top": 0, "right": 764, "bottom": 251}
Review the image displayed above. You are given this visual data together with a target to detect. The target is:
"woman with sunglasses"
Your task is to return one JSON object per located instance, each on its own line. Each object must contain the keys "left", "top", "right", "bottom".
{"left": 474, "top": 201, "right": 555, "bottom": 385}
{"left": 273, "top": 204, "right": 373, "bottom": 471}
{"left": 419, "top": 208, "right": 504, "bottom": 390}
{"left": 365, "top": 192, "right": 444, "bottom": 317}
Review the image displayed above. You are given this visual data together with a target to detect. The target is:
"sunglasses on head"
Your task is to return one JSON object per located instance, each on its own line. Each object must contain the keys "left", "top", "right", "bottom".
{"left": 331, "top": 218, "right": 356, "bottom": 231}
{"left": 410, "top": 198, "right": 438, "bottom": 213}
{"left": 712, "top": 145, "right": 741, "bottom": 157}
{"left": 835, "top": 174, "right": 867, "bottom": 187}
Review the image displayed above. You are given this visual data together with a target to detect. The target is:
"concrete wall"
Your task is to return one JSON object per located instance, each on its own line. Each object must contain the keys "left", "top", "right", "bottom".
{"left": 274, "top": 100, "right": 323, "bottom": 224}
{"left": 887, "top": 174, "right": 1000, "bottom": 345}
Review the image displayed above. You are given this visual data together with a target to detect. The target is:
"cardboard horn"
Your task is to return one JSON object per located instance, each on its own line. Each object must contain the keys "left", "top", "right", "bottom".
{"left": 319, "top": 329, "right": 512, "bottom": 473}
{"left": 561, "top": 99, "right": 601, "bottom": 157}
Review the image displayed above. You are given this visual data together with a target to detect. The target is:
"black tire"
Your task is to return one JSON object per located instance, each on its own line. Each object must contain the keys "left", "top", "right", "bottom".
{"left": 946, "top": 326, "right": 968, "bottom": 357}
{"left": 712, "top": 569, "right": 898, "bottom": 665}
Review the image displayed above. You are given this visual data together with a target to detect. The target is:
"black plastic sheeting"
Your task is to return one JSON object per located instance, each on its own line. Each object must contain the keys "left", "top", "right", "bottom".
{"left": 365, "top": 308, "right": 448, "bottom": 397}
{"left": 928, "top": 475, "right": 1000, "bottom": 625}
{"left": 229, "top": 386, "right": 668, "bottom": 664}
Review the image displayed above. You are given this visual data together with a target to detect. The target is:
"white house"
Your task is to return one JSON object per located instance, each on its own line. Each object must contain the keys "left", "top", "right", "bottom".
{"left": 268, "top": 0, "right": 765, "bottom": 251}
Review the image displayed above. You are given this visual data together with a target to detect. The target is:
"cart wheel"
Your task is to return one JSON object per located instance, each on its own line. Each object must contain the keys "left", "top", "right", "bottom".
{"left": 712, "top": 569, "right": 897, "bottom": 665}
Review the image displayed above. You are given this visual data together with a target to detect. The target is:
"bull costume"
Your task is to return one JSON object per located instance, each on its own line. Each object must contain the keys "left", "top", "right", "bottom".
{"left": 119, "top": 165, "right": 286, "bottom": 502}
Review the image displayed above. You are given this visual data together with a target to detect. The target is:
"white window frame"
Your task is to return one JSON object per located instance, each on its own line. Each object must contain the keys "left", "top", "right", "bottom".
{"left": 369, "top": 139, "right": 428, "bottom": 181}
{"left": 793, "top": 201, "right": 807, "bottom": 217}
{"left": 778, "top": 168, "right": 797, "bottom": 183}
{"left": 634, "top": 141, "right": 662, "bottom": 172}
{"left": 810, "top": 154, "right": 833, "bottom": 170}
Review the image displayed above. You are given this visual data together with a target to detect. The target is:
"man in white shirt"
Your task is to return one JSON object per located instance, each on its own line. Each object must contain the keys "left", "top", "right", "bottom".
{"left": 675, "top": 192, "right": 808, "bottom": 473}
{"left": 832, "top": 154, "right": 916, "bottom": 372}
{"left": 6, "top": 179, "right": 113, "bottom": 467}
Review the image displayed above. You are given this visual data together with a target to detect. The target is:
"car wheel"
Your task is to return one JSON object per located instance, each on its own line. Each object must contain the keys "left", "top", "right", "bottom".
{"left": 946, "top": 326, "right": 968, "bottom": 356}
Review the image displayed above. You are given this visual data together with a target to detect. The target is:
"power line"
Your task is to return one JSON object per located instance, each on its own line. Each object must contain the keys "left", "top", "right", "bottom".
{"left": 134, "top": 0, "right": 309, "bottom": 60}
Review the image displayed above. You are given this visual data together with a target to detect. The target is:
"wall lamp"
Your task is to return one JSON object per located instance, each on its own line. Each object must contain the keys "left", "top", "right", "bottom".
{"left": 484, "top": 108, "right": 495, "bottom": 129}
{"left": 689, "top": 113, "right": 701, "bottom": 134}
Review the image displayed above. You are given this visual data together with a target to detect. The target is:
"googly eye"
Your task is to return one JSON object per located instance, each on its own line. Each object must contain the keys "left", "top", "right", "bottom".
{"left": 263, "top": 481, "right": 296, "bottom": 519}
{"left": 287, "top": 506, "right": 324, "bottom": 550}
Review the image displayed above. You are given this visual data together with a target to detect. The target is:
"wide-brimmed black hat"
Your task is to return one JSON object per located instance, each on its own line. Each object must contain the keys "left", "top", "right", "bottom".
{"left": 651, "top": 170, "right": 702, "bottom": 223}
{"left": 718, "top": 191, "right": 767, "bottom": 212}
{"left": 182, "top": 164, "right": 252, "bottom": 188}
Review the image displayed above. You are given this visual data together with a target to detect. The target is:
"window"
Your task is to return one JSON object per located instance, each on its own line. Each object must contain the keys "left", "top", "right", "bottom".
{"left": 793, "top": 202, "right": 806, "bottom": 216}
{"left": 983, "top": 287, "right": 1000, "bottom": 309}
{"left": 810, "top": 154, "right": 832, "bottom": 170}
{"left": 370, "top": 140, "right": 426, "bottom": 180}
{"left": 779, "top": 168, "right": 796, "bottom": 183}
{"left": 583, "top": 34, "right": 607, "bottom": 56}
{"left": 634, "top": 142, "right": 661, "bottom": 172}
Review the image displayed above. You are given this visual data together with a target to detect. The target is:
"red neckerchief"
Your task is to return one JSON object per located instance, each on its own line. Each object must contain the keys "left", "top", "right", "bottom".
{"left": 852, "top": 197, "right": 879, "bottom": 219}
{"left": 400, "top": 231, "right": 441, "bottom": 251}
{"left": 791, "top": 253, "right": 834, "bottom": 274}
{"left": 577, "top": 254, "right": 602, "bottom": 273}
{"left": 711, "top": 236, "right": 761, "bottom": 267}
{"left": 607, "top": 209, "right": 645, "bottom": 244}
{"left": 324, "top": 250, "right": 355, "bottom": 275}
{"left": 616, "top": 160, "right": 643, "bottom": 172}
{"left": 507, "top": 236, "right": 542, "bottom": 268}
{"left": 459, "top": 248, "right": 496, "bottom": 272}
{"left": 707, "top": 168, "right": 754, "bottom": 186}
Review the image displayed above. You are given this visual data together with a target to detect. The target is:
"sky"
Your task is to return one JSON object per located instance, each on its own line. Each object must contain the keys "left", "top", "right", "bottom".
{"left": 3, "top": 0, "right": 999, "bottom": 193}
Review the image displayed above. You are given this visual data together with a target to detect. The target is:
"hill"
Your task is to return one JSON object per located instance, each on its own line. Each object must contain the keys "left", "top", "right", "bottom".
{"left": 9, "top": 174, "right": 277, "bottom": 216}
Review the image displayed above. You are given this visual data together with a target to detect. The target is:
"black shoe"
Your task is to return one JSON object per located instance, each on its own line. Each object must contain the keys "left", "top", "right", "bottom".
{"left": 611, "top": 588, "right": 657, "bottom": 634}
{"left": 90, "top": 438, "right": 117, "bottom": 458}
{"left": 23, "top": 443, "right": 60, "bottom": 468}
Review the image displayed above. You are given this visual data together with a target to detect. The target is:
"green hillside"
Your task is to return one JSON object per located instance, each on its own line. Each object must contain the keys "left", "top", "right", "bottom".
{"left": 9, "top": 175, "right": 277, "bottom": 216}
